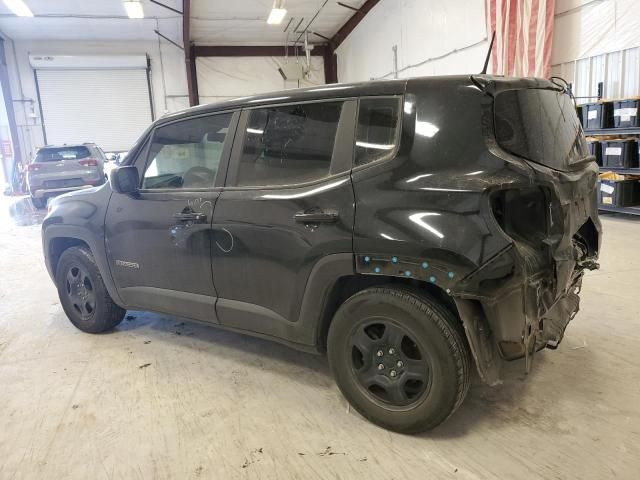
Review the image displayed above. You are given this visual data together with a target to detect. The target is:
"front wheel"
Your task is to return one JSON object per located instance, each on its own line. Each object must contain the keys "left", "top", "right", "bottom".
{"left": 327, "top": 286, "right": 471, "bottom": 433}
{"left": 55, "top": 246, "right": 125, "bottom": 333}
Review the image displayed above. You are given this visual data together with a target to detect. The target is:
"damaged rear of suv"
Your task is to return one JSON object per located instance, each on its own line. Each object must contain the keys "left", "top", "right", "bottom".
{"left": 42, "top": 74, "right": 600, "bottom": 433}
{"left": 450, "top": 76, "right": 601, "bottom": 385}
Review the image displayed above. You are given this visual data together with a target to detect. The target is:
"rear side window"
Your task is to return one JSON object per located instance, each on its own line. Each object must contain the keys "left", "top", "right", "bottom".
{"left": 355, "top": 97, "right": 401, "bottom": 166}
{"left": 142, "top": 113, "right": 232, "bottom": 189}
{"left": 494, "top": 88, "right": 589, "bottom": 171}
{"left": 35, "top": 146, "right": 91, "bottom": 162}
{"left": 234, "top": 101, "right": 343, "bottom": 187}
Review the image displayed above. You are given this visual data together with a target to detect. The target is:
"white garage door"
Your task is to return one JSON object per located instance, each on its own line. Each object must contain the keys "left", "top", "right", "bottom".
{"left": 36, "top": 68, "right": 153, "bottom": 152}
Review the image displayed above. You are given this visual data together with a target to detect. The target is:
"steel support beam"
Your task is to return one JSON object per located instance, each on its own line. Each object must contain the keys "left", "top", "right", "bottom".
{"left": 193, "top": 45, "right": 327, "bottom": 57}
{"left": 183, "top": 0, "right": 199, "bottom": 106}
{"left": 329, "top": 0, "right": 380, "bottom": 51}
{"left": 0, "top": 38, "right": 23, "bottom": 191}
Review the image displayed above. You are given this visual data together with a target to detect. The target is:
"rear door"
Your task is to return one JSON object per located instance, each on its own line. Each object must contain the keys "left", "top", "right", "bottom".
{"left": 105, "top": 111, "right": 238, "bottom": 323}
{"left": 211, "top": 99, "right": 357, "bottom": 340}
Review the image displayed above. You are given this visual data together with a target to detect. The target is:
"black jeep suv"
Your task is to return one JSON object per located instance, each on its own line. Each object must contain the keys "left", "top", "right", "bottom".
{"left": 42, "top": 75, "right": 601, "bottom": 433}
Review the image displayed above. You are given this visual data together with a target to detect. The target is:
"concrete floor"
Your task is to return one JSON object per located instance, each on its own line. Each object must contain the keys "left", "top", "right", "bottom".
{"left": 0, "top": 195, "right": 639, "bottom": 480}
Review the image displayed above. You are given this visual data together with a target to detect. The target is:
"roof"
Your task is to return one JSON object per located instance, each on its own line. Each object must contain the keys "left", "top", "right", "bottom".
{"left": 157, "top": 77, "right": 410, "bottom": 125}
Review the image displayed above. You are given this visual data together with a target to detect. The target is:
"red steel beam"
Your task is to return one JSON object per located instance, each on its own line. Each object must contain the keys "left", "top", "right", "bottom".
{"left": 183, "top": 0, "right": 199, "bottom": 106}
{"left": 193, "top": 45, "right": 328, "bottom": 57}
{"left": 330, "top": 0, "right": 380, "bottom": 51}
{"left": 323, "top": 47, "right": 338, "bottom": 84}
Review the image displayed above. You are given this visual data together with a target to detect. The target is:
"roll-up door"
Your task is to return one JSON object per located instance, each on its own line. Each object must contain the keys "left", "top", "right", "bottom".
{"left": 31, "top": 55, "right": 153, "bottom": 152}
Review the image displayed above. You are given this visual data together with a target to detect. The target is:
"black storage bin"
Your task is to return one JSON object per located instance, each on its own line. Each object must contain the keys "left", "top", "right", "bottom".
{"left": 598, "top": 180, "right": 640, "bottom": 207}
{"left": 602, "top": 139, "right": 639, "bottom": 168}
{"left": 587, "top": 140, "right": 602, "bottom": 166}
{"left": 613, "top": 99, "right": 640, "bottom": 128}
{"left": 581, "top": 102, "right": 613, "bottom": 130}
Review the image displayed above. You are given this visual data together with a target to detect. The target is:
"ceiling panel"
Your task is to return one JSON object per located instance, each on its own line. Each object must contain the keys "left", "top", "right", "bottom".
{"left": 191, "top": 0, "right": 366, "bottom": 45}
{"left": 0, "top": 0, "right": 182, "bottom": 41}
{"left": 0, "top": 0, "right": 364, "bottom": 44}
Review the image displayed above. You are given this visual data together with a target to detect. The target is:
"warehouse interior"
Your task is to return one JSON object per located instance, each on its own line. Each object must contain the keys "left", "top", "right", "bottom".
{"left": 0, "top": 0, "right": 639, "bottom": 478}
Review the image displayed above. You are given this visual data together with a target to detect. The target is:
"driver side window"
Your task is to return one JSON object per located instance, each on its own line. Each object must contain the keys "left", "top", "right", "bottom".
{"left": 142, "top": 112, "right": 233, "bottom": 189}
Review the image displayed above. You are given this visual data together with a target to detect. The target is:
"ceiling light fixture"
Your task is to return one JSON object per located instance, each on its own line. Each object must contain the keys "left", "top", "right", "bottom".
{"left": 267, "top": 0, "right": 287, "bottom": 24}
{"left": 123, "top": 0, "right": 144, "bottom": 19}
{"left": 3, "top": 0, "right": 33, "bottom": 17}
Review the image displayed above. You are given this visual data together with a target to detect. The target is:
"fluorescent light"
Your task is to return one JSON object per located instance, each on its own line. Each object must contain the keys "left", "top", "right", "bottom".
{"left": 248, "top": 96, "right": 289, "bottom": 103}
{"left": 3, "top": 0, "right": 33, "bottom": 17}
{"left": 406, "top": 173, "right": 433, "bottom": 183}
{"left": 355, "top": 141, "right": 395, "bottom": 150}
{"left": 246, "top": 128, "right": 264, "bottom": 135}
{"left": 123, "top": 0, "right": 144, "bottom": 19}
{"left": 415, "top": 120, "right": 439, "bottom": 138}
{"left": 267, "top": 8, "right": 287, "bottom": 24}
{"left": 408, "top": 212, "right": 444, "bottom": 239}
{"left": 262, "top": 179, "right": 348, "bottom": 199}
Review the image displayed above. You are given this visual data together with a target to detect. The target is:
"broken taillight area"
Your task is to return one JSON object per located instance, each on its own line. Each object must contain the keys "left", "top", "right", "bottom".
{"left": 480, "top": 186, "right": 599, "bottom": 365}
{"left": 490, "top": 187, "right": 549, "bottom": 246}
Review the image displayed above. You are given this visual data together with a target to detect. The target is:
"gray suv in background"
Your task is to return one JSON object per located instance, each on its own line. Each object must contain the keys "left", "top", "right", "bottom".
{"left": 27, "top": 143, "right": 107, "bottom": 208}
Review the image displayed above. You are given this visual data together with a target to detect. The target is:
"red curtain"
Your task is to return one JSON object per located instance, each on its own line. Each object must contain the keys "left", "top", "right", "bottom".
{"left": 486, "top": 0, "right": 556, "bottom": 78}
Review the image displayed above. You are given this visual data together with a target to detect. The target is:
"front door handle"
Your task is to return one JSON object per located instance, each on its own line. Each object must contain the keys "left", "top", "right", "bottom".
{"left": 173, "top": 211, "right": 207, "bottom": 223}
{"left": 294, "top": 209, "right": 339, "bottom": 224}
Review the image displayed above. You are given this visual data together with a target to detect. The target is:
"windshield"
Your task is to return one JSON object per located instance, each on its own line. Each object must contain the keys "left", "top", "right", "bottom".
{"left": 494, "top": 88, "right": 589, "bottom": 171}
{"left": 35, "top": 146, "right": 91, "bottom": 162}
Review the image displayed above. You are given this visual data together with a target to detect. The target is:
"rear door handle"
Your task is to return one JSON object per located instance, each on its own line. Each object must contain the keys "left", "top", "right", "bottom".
{"left": 294, "top": 209, "right": 339, "bottom": 224}
{"left": 173, "top": 212, "right": 207, "bottom": 223}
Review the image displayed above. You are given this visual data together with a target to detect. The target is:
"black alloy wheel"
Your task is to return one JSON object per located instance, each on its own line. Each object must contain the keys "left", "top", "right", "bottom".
{"left": 349, "top": 319, "right": 431, "bottom": 408}
{"left": 327, "top": 286, "right": 471, "bottom": 433}
{"left": 64, "top": 263, "right": 97, "bottom": 320}
{"left": 56, "top": 246, "right": 125, "bottom": 333}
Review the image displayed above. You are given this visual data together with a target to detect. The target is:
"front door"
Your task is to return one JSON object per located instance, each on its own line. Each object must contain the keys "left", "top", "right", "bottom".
{"left": 105, "top": 111, "right": 237, "bottom": 322}
{"left": 211, "top": 100, "right": 357, "bottom": 340}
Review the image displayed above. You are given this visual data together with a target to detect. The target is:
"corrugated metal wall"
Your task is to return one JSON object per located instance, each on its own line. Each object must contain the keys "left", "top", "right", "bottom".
{"left": 551, "top": 47, "right": 640, "bottom": 103}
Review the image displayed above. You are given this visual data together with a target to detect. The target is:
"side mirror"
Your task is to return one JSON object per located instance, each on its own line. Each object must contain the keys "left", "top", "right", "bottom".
{"left": 110, "top": 166, "right": 139, "bottom": 196}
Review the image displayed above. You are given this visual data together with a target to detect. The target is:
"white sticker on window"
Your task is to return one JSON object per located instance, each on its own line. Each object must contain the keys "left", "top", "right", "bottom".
{"left": 587, "top": 110, "right": 598, "bottom": 120}
{"left": 603, "top": 196, "right": 613, "bottom": 204}
{"left": 605, "top": 147, "right": 622, "bottom": 156}
{"left": 600, "top": 184, "right": 615, "bottom": 194}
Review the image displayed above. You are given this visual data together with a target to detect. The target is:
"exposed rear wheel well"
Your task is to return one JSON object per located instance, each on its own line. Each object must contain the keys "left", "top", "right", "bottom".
{"left": 318, "top": 274, "right": 461, "bottom": 351}
{"left": 49, "top": 237, "right": 90, "bottom": 274}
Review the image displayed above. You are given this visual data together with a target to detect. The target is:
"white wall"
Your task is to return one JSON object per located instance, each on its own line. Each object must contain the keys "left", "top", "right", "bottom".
{"left": 553, "top": 0, "right": 640, "bottom": 65}
{"left": 4, "top": 38, "right": 189, "bottom": 163}
{"left": 551, "top": 0, "right": 640, "bottom": 100}
{"left": 335, "top": 0, "right": 488, "bottom": 83}
{"left": 196, "top": 56, "right": 325, "bottom": 104}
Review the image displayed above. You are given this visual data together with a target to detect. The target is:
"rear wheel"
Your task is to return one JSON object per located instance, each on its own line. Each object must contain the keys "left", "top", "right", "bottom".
{"left": 55, "top": 246, "right": 125, "bottom": 333}
{"left": 327, "top": 286, "right": 471, "bottom": 433}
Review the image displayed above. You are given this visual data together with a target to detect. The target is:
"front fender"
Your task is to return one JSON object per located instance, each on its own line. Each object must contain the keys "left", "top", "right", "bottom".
{"left": 42, "top": 185, "right": 123, "bottom": 306}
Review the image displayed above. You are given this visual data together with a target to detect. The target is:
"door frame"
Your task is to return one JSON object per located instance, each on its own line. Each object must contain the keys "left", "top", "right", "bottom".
{"left": 210, "top": 97, "right": 359, "bottom": 348}
{"left": 105, "top": 109, "right": 241, "bottom": 322}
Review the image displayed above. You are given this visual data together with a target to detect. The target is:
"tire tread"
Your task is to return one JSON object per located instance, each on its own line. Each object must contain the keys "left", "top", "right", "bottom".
{"left": 328, "top": 285, "right": 471, "bottom": 432}
{"left": 56, "top": 246, "right": 125, "bottom": 333}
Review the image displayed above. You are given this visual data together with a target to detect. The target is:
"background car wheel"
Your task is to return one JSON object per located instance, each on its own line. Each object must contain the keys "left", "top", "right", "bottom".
{"left": 31, "top": 196, "right": 45, "bottom": 209}
{"left": 55, "top": 246, "right": 125, "bottom": 333}
{"left": 327, "top": 286, "right": 471, "bottom": 433}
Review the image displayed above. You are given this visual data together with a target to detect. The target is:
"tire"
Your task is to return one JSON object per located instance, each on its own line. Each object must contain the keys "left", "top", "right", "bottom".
{"left": 55, "top": 246, "right": 125, "bottom": 333}
{"left": 31, "top": 196, "right": 45, "bottom": 209}
{"left": 327, "top": 286, "right": 471, "bottom": 433}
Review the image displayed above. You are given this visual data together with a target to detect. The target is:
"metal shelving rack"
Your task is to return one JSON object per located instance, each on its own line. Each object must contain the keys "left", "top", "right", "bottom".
{"left": 584, "top": 127, "right": 640, "bottom": 136}
{"left": 584, "top": 128, "right": 640, "bottom": 215}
